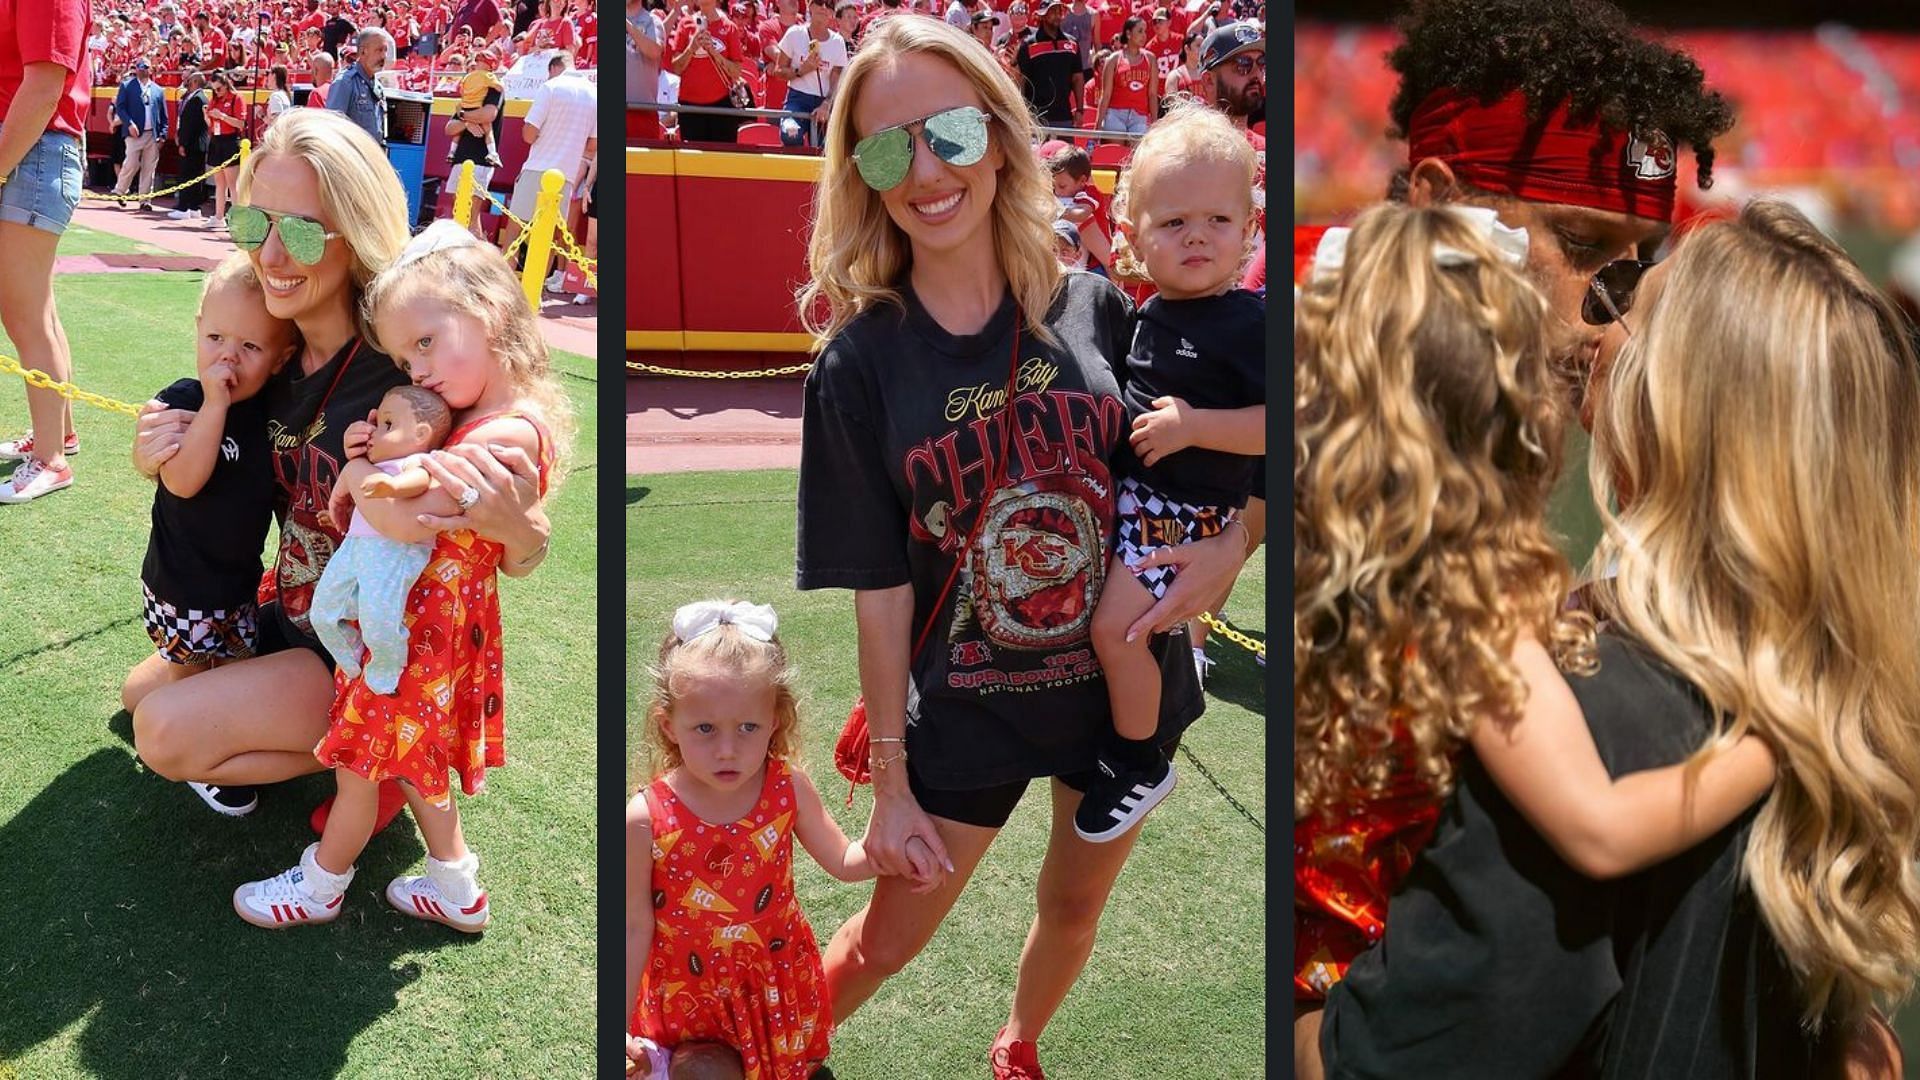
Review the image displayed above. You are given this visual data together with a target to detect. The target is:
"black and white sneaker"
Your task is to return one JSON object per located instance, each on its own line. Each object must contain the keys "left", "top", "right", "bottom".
{"left": 1074, "top": 752, "right": 1176, "bottom": 843}
{"left": 189, "top": 782, "right": 258, "bottom": 817}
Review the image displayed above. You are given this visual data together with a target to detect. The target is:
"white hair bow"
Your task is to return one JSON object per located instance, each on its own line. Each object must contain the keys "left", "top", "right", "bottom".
{"left": 672, "top": 601, "right": 780, "bottom": 643}
{"left": 1307, "top": 205, "right": 1529, "bottom": 287}
{"left": 392, "top": 219, "right": 483, "bottom": 270}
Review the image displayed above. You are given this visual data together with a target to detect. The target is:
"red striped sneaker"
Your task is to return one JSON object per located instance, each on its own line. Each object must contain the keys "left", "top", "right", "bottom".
{"left": 386, "top": 853, "right": 490, "bottom": 933}
{"left": 0, "top": 431, "right": 78, "bottom": 461}
{"left": 232, "top": 843, "right": 352, "bottom": 929}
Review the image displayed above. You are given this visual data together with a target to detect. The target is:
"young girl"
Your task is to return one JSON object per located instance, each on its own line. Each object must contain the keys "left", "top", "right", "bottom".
{"left": 231, "top": 221, "right": 572, "bottom": 931}
{"left": 1076, "top": 103, "right": 1265, "bottom": 843}
{"left": 1292, "top": 205, "right": 1776, "bottom": 1021}
{"left": 627, "top": 601, "right": 937, "bottom": 1080}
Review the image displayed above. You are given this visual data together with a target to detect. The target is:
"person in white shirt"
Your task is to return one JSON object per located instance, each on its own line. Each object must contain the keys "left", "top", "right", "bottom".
{"left": 501, "top": 54, "right": 598, "bottom": 288}
{"left": 772, "top": 0, "right": 847, "bottom": 146}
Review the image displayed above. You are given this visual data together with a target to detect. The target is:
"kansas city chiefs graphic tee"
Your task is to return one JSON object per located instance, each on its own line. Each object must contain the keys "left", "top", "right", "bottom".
{"left": 798, "top": 272, "right": 1204, "bottom": 789}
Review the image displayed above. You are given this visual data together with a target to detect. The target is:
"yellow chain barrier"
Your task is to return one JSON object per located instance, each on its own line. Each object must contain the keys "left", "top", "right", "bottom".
{"left": 626, "top": 360, "right": 814, "bottom": 378}
{"left": 1197, "top": 612, "right": 1265, "bottom": 660}
{"left": 84, "top": 150, "right": 242, "bottom": 203}
{"left": 0, "top": 354, "right": 145, "bottom": 418}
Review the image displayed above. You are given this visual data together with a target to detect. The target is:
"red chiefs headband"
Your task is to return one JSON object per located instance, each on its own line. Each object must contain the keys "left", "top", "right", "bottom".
{"left": 1407, "top": 88, "right": 1678, "bottom": 221}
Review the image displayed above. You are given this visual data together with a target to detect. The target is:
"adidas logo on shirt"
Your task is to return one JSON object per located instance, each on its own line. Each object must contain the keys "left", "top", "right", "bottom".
{"left": 1177, "top": 339, "right": 1199, "bottom": 360}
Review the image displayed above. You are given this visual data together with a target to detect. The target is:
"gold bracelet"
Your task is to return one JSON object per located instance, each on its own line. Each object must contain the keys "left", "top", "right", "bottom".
{"left": 870, "top": 736, "right": 907, "bottom": 745}
{"left": 513, "top": 535, "right": 551, "bottom": 569}
{"left": 871, "top": 750, "right": 907, "bottom": 770}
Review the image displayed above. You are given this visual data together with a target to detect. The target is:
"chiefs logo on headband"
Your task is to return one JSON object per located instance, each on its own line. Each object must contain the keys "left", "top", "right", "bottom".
{"left": 1625, "top": 131, "right": 1676, "bottom": 182}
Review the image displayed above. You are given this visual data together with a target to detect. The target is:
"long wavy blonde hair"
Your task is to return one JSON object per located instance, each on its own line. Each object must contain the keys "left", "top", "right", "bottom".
{"left": 797, "top": 16, "right": 1062, "bottom": 346}
{"left": 234, "top": 108, "right": 411, "bottom": 340}
{"left": 1295, "top": 204, "right": 1594, "bottom": 819}
{"left": 363, "top": 231, "right": 575, "bottom": 486}
{"left": 1586, "top": 200, "right": 1920, "bottom": 1027}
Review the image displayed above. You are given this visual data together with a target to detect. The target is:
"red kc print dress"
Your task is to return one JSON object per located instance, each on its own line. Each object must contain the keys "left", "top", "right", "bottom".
{"left": 631, "top": 760, "right": 832, "bottom": 1080}
{"left": 1294, "top": 724, "right": 1442, "bottom": 1000}
{"left": 314, "top": 412, "right": 554, "bottom": 809}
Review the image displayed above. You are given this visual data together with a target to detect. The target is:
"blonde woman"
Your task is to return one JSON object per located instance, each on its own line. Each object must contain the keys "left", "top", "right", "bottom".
{"left": 124, "top": 110, "right": 554, "bottom": 827}
{"left": 793, "top": 17, "right": 1249, "bottom": 1077}
{"left": 1315, "top": 202, "right": 1920, "bottom": 1078}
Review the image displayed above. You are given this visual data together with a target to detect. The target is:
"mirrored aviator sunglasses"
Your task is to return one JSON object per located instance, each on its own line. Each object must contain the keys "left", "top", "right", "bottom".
{"left": 1582, "top": 258, "right": 1656, "bottom": 327}
{"left": 225, "top": 204, "right": 343, "bottom": 266}
{"left": 852, "top": 106, "right": 992, "bottom": 192}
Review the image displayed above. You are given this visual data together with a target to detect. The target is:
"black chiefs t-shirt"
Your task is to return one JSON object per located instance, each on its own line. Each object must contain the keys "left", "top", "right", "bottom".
{"left": 797, "top": 272, "right": 1204, "bottom": 789}
{"left": 1017, "top": 28, "right": 1081, "bottom": 124}
{"left": 1115, "top": 289, "right": 1265, "bottom": 508}
{"left": 263, "top": 336, "right": 409, "bottom": 645}
{"left": 140, "top": 379, "right": 276, "bottom": 610}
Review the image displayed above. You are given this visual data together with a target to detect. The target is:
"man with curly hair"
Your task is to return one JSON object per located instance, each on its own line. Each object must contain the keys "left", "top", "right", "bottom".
{"left": 1298, "top": 0, "right": 1733, "bottom": 426}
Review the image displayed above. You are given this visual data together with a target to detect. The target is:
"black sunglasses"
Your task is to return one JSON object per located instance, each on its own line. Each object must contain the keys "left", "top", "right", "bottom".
{"left": 1582, "top": 258, "right": 1656, "bottom": 327}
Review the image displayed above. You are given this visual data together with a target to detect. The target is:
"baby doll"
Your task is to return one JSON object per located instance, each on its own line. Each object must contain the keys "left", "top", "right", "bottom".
{"left": 312, "top": 383, "right": 455, "bottom": 694}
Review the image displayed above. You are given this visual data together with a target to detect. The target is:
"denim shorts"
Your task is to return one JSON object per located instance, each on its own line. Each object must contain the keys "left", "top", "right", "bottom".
{"left": 0, "top": 129, "right": 83, "bottom": 235}
{"left": 1104, "top": 108, "right": 1150, "bottom": 136}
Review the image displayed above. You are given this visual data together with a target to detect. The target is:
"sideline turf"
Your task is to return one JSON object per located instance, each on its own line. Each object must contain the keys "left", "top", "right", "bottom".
{"left": 628, "top": 470, "right": 1269, "bottom": 1078}
{"left": 0, "top": 252, "right": 597, "bottom": 1078}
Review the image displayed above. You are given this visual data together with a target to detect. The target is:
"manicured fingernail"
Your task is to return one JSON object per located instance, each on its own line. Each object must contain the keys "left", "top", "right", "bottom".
{"left": 416, "top": 515, "right": 433, "bottom": 525}
{"left": 1126, "top": 632, "right": 1137, "bottom": 643}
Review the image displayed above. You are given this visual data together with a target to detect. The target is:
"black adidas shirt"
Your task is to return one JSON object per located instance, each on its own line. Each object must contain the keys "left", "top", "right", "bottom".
{"left": 796, "top": 272, "right": 1203, "bottom": 789}
{"left": 140, "top": 378, "right": 276, "bottom": 611}
{"left": 1115, "top": 289, "right": 1264, "bottom": 508}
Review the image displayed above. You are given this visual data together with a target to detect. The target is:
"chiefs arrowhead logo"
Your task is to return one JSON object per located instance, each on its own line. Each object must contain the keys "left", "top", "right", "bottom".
{"left": 1624, "top": 130, "right": 1675, "bottom": 181}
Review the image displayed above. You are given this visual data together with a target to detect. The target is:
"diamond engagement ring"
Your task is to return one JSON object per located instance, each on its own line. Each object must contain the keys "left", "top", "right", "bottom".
{"left": 456, "top": 486, "right": 480, "bottom": 511}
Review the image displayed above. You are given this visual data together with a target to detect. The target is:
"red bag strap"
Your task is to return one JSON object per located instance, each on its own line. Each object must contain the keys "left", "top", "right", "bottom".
{"left": 910, "top": 317, "right": 1022, "bottom": 663}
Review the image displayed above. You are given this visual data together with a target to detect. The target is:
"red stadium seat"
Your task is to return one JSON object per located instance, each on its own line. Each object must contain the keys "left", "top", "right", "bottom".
{"left": 737, "top": 122, "right": 783, "bottom": 146}
{"left": 1089, "top": 142, "right": 1132, "bottom": 167}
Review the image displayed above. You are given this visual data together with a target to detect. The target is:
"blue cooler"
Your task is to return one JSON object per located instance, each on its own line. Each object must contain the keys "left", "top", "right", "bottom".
{"left": 385, "top": 90, "right": 434, "bottom": 225}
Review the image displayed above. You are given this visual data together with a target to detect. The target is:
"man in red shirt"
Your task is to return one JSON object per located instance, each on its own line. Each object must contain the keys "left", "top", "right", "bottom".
{"left": 0, "top": 0, "right": 93, "bottom": 502}
{"left": 668, "top": 0, "right": 745, "bottom": 143}
{"left": 295, "top": 0, "right": 327, "bottom": 36}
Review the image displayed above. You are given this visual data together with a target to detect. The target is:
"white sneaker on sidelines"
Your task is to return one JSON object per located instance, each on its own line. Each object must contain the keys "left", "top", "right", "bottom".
{"left": 0, "top": 431, "right": 79, "bottom": 461}
{"left": 232, "top": 843, "right": 351, "bottom": 929}
{"left": 0, "top": 457, "right": 73, "bottom": 503}
{"left": 544, "top": 269, "right": 565, "bottom": 293}
{"left": 571, "top": 293, "right": 591, "bottom": 305}
{"left": 386, "top": 851, "right": 490, "bottom": 933}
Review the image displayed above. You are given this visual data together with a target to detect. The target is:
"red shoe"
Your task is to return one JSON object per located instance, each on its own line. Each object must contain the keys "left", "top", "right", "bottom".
{"left": 990, "top": 1027, "right": 1045, "bottom": 1080}
{"left": 310, "top": 779, "right": 411, "bottom": 836}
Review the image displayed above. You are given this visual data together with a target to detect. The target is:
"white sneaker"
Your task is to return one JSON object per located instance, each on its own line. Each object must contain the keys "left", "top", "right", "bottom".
{"left": 166, "top": 208, "right": 201, "bottom": 220}
{"left": 544, "top": 269, "right": 565, "bottom": 293}
{"left": 0, "top": 457, "right": 73, "bottom": 503}
{"left": 0, "top": 431, "right": 78, "bottom": 461}
{"left": 386, "top": 851, "right": 490, "bottom": 933}
{"left": 571, "top": 292, "right": 591, "bottom": 305}
{"left": 233, "top": 843, "right": 351, "bottom": 929}
{"left": 188, "top": 781, "right": 258, "bottom": 816}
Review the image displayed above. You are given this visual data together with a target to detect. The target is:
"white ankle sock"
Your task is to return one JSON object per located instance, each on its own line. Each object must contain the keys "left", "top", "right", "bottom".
{"left": 426, "top": 851, "right": 481, "bottom": 906}
{"left": 299, "top": 842, "right": 355, "bottom": 901}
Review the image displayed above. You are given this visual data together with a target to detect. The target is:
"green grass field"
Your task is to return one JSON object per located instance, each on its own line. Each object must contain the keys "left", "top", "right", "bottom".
{"left": 0, "top": 240, "right": 598, "bottom": 1078}
{"left": 628, "top": 471, "right": 1268, "bottom": 1078}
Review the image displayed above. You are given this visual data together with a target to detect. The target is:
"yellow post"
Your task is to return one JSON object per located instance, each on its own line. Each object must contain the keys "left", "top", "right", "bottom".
{"left": 519, "top": 168, "right": 565, "bottom": 312}
{"left": 454, "top": 161, "right": 476, "bottom": 228}
{"left": 239, "top": 138, "right": 251, "bottom": 169}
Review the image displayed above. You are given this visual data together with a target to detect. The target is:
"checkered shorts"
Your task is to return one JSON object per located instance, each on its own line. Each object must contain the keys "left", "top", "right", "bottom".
{"left": 141, "top": 580, "right": 258, "bottom": 665}
{"left": 1115, "top": 475, "right": 1231, "bottom": 600}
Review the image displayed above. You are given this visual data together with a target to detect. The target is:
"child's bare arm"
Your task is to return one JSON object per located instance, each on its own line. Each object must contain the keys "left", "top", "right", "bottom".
{"left": 360, "top": 463, "right": 433, "bottom": 500}
{"left": 159, "top": 401, "right": 227, "bottom": 498}
{"left": 626, "top": 794, "right": 656, "bottom": 1019}
{"left": 1473, "top": 637, "right": 1777, "bottom": 880}
{"left": 1128, "top": 399, "right": 1264, "bottom": 467}
{"left": 791, "top": 766, "right": 876, "bottom": 882}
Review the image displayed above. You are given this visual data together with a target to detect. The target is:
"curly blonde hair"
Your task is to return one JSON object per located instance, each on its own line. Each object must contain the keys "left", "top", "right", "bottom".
{"left": 797, "top": 16, "right": 1062, "bottom": 347}
{"left": 645, "top": 608, "right": 801, "bottom": 779}
{"left": 1587, "top": 200, "right": 1920, "bottom": 1027}
{"left": 362, "top": 235, "right": 575, "bottom": 488}
{"left": 1295, "top": 204, "right": 1594, "bottom": 820}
